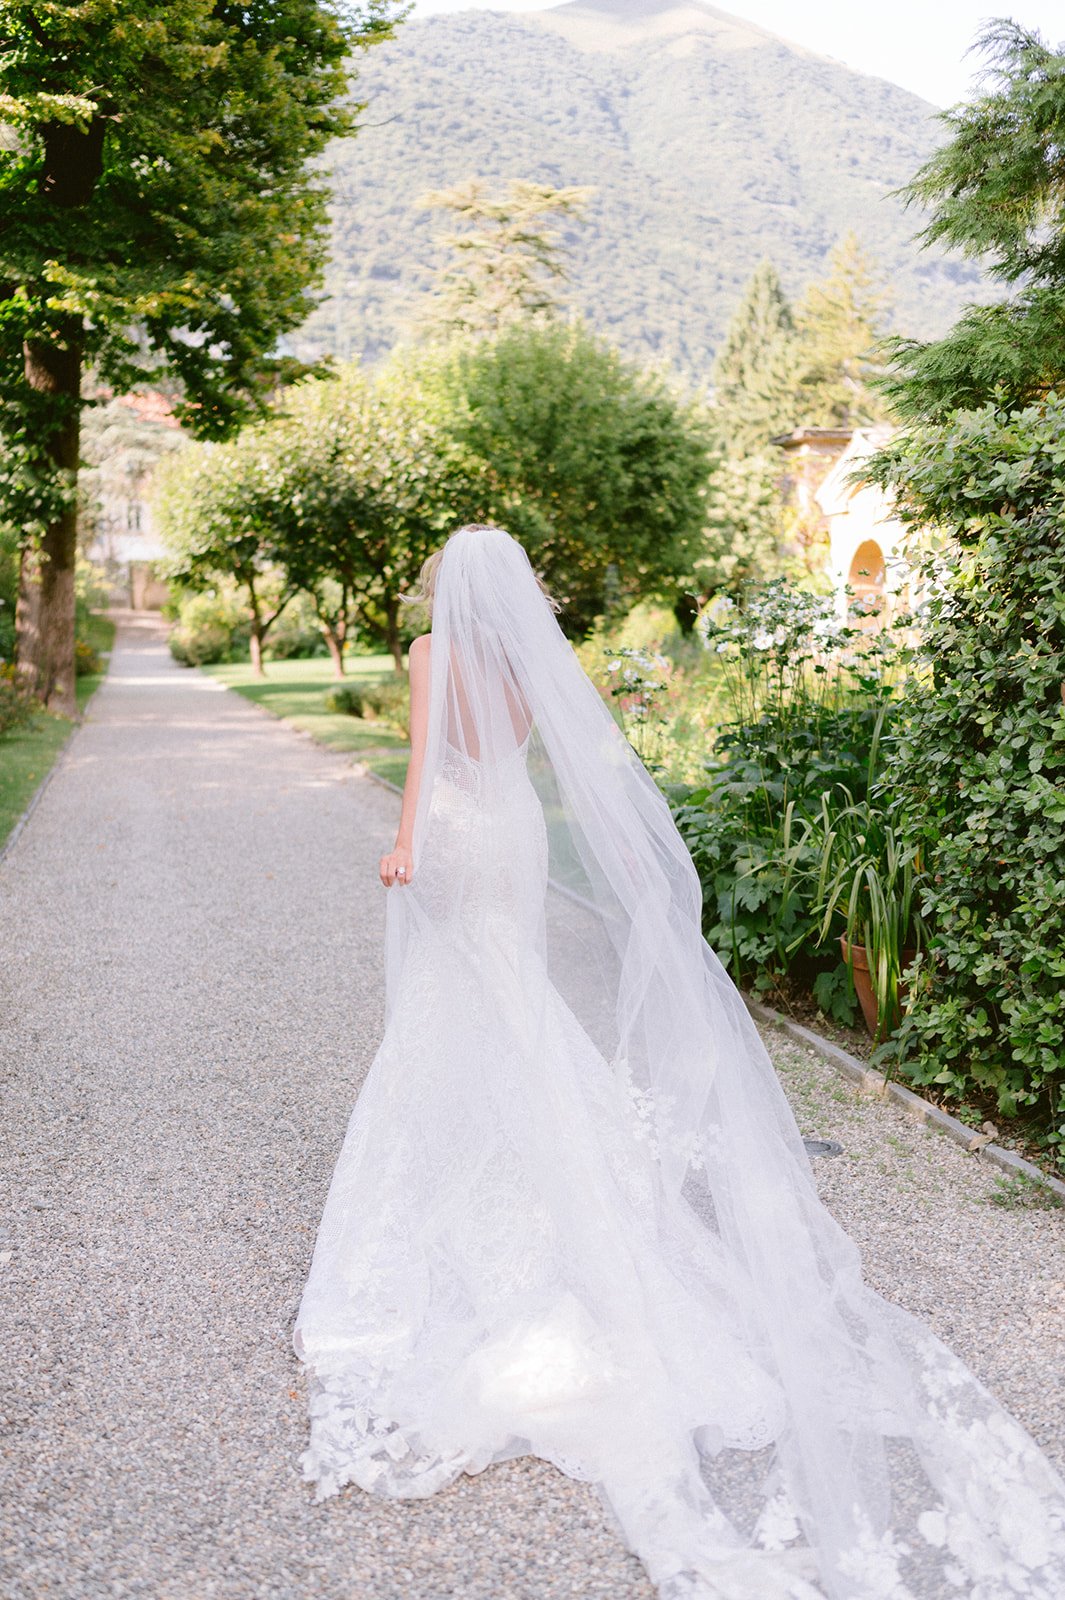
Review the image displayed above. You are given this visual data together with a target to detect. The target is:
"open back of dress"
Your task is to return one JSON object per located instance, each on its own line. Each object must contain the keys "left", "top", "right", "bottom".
{"left": 294, "top": 525, "right": 1065, "bottom": 1600}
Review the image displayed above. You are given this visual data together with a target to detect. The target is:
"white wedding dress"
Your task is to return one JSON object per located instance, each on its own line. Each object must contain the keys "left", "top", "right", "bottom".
{"left": 293, "top": 526, "right": 1065, "bottom": 1600}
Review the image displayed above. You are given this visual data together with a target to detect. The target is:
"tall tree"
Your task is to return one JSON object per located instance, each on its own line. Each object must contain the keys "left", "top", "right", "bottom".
{"left": 881, "top": 20, "right": 1065, "bottom": 419}
{"left": 441, "top": 319, "right": 716, "bottom": 636}
{"left": 152, "top": 430, "right": 300, "bottom": 677}
{"left": 417, "top": 178, "right": 593, "bottom": 339}
{"left": 795, "top": 233, "right": 892, "bottom": 427}
{"left": 0, "top": 0, "right": 397, "bottom": 713}
{"left": 155, "top": 362, "right": 486, "bottom": 673}
{"left": 711, "top": 261, "right": 801, "bottom": 456}
{"left": 265, "top": 362, "right": 486, "bottom": 671}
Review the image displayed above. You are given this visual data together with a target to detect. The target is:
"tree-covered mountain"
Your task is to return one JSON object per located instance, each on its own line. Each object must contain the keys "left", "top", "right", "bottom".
{"left": 292, "top": 0, "right": 985, "bottom": 379}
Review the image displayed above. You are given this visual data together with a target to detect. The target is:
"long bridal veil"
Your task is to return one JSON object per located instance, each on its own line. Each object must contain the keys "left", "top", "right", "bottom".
{"left": 293, "top": 524, "right": 1065, "bottom": 1599}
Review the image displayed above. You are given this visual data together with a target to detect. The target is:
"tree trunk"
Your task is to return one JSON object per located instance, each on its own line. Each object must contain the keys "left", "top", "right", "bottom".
{"left": 15, "top": 334, "right": 82, "bottom": 716}
{"left": 313, "top": 587, "right": 348, "bottom": 678}
{"left": 246, "top": 580, "right": 266, "bottom": 678}
{"left": 323, "top": 626, "right": 346, "bottom": 678}
{"left": 15, "top": 115, "right": 106, "bottom": 716}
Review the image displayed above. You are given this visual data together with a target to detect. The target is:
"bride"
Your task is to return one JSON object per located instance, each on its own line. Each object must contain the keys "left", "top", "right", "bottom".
{"left": 293, "top": 523, "right": 1065, "bottom": 1599}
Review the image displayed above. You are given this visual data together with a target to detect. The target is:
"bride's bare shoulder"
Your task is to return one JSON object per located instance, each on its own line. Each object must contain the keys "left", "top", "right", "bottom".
{"left": 408, "top": 633, "right": 432, "bottom": 661}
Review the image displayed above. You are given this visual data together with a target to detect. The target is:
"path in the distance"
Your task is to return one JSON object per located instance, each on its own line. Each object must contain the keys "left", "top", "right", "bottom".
{"left": 1, "top": 611, "right": 1061, "bottom": 1600}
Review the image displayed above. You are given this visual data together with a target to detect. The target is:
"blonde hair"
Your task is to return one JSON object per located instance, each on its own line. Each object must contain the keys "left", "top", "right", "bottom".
{"left": 401, "top": 525, "right": 562, "bottom": 614}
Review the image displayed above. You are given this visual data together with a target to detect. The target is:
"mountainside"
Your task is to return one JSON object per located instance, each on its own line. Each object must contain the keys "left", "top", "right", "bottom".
{"left": 292, "top": 0, "right": 982, "bottom": 378}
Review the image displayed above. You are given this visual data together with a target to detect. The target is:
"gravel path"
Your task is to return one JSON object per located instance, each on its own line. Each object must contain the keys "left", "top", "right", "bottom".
{"left": 1, "top": 610, "right": 1061, "bottom": 1600}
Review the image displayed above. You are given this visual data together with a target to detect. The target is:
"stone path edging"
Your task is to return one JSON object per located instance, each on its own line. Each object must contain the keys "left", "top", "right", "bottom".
{"left": 745, "top": 996, "right": 1065, "bottom": 1201}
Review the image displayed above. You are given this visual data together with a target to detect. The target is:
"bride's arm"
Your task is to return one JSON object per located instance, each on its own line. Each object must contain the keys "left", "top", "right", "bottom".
{"left": 379, "top": 633, "right": 430, "bottom": 888}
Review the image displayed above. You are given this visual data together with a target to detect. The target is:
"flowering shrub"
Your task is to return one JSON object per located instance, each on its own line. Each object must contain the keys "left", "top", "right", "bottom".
{"left": 672, "top": 581, "right": 908, "bottom": 1014}
{"left": 168, "top": 586, "right": 252, "bottom": 666}
{"left": 603, "top": 647, "right": 674, "bottom": 769}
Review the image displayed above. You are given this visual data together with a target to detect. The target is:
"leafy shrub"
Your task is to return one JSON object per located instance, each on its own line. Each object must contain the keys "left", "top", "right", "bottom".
{"left": 324, "top": 684, "right": 364, "bottom": 715}
{"left": 0, "top": 661, "right": 41, "bottom": 734}
{"left": 0, "top": 598, "right": 15, "bottom": 664}
{"left": 867, "top": 398, "right": 1065, "bottom": 1166}
{"left": 674, "top": 706, "right": 893, "bottom": 1017}
{"left": 74, "top": 637, "right": 101, "bottom": 676}
{"left": 168, "top": 589, "right": 250, "bottom": 666}
{"left": 264, "top": 592, "right": 328, "bottom": 660}
{"left": 74, "top": 552, "right": 110, "bottom": 631}
{"left": 670, "top": 581, "right": 906, "bottom": 1017}
{"left": 324, "top": 674, "right": 409, "bottom": 735}
{"left": 0, "top": 524, "right": 18, "bottom": 662}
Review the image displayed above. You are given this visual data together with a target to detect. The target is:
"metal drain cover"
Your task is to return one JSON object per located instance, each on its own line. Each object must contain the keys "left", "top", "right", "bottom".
{"left": 803, "top": 1138, "right": 843, "bottom": 1157}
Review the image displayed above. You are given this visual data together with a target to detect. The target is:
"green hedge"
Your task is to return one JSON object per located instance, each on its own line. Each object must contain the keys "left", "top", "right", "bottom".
{"left": 869, "top": 398, "right": 1065, "bottom": 1167}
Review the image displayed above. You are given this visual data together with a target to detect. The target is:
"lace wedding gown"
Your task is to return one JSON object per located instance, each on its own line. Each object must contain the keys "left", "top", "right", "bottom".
{"left": 293, "top": 526, "right": 1065, "bottom": 1600}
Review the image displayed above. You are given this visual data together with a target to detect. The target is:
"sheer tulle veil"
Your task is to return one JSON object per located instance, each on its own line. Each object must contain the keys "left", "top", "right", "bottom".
{"left": 294, "top": 523, "right": 1065, "bottom": 1600}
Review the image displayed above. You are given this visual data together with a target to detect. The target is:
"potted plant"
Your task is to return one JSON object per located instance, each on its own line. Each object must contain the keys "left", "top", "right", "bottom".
{"left": 807, "top": 789, "right": 924, "bottom": 1041}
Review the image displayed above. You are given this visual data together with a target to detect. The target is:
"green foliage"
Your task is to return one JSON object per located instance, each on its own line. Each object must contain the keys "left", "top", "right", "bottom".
{"left": 702, "top": 239, "right": 893, "bottom": 596}
{"left": 153, "top": 430, "right": 299, "bottom": 665}
{"left": 155, "top": 357, "right": 485, "bottom": 665}
{"left": 1, "top": 0, "right": 398, "bottom": 706}
{"left": 794, "top": 234, "right": 894, "bottom": 428}
{"left": 277, "top": 358, "right": 486, "bottom": 659}
{"left": 866, "top": 397, "right": 1065, "bottom": 1165}
{"left": 601, "top": 646, "right": 674, "bottom": 772}
{"left": 0, "top": 0, "right": 396, "bottom": 449}
{"left": 882, "top": 21, "right": 1065, "bottom": 418}
{"left": 800, "top": 782, "right": 925, "bottom": 1038}
{"left": 440, "top": 319, "right": 716, "bottom": 636}
{"left": 416, "top": 178, "right": 593, "bottom": 337}
{"left": 168, "top": 588, "right": 251, "bottom": 667}
{"left": 0, "top": 660, "right": 42, "bottom": 734}
{"left": 74, "top": 549, "right": 110, "bottom": 628}
{"left": 264, "top": 593, "right": 330, "bottom": 661}
{"left": 324, "top": 673, "right": 409, "bottom": 733}
{"left": 711, "top": 262, "right": 801, "bottom": 456}
{"left": 696, "top": 453, "right": 789, "bottom": 597}
{"left": 671, "top": 583, "right": 904, "bottom": 1007}
{"left": 74, "top": 637, "right": 101, "bottom": 677}
{"left": 713, "top": 237, "right": 892, "bottom": 453}
{"left": 986, "top": 1172, "right": 1063, "bottom": 1211}
{"left": 323, "top": 684, "right": 364, "bottom": 716}
{"left": 0, "top": 520, "right": 17, "bottom": 660}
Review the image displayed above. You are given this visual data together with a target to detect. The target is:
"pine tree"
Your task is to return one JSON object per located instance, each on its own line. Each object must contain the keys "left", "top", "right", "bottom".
{"left": 711, "top": 261, "right": 802, "bottom": 456}
{"left": 795, "top": 233, "right": 893, "bottom": 427}
{"left": 882, "top": 20, "right": 1065, "bottom": 419}
{"left": 418, "top": 179, "right": 594, "bottom": 339}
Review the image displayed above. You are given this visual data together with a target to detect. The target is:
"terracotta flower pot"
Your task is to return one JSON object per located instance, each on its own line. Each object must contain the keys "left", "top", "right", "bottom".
{"left": 840, "top": 936, "right": 917, "bottom": 1041}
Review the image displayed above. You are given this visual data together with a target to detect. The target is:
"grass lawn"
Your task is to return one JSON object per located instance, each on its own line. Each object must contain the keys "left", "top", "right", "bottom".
{"left": 199, "top": 654, "right": 411, "bottom": 791}
{"left": 0, "top": 613, "right": 116, "bottom": 852}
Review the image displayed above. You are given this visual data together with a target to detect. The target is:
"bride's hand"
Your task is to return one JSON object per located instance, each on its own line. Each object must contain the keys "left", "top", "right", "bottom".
{"left": 379, "top": 846, "right": 414, "bottom": 888}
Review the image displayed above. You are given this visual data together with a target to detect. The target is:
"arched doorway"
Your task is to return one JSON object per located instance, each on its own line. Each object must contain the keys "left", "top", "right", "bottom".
{"left": 848, "top": 538, "right": 885, "bottom": 612}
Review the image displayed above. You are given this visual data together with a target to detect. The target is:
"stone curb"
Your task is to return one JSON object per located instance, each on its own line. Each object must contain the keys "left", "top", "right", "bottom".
{"left": 358, "top": 764, "right": 403, "bottom": 797}
{"left": 745, "top": 996, "right": 1065, "bottom": 1201}
{"left": 0, "top": 667, "right": 109, "bottom": 871}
